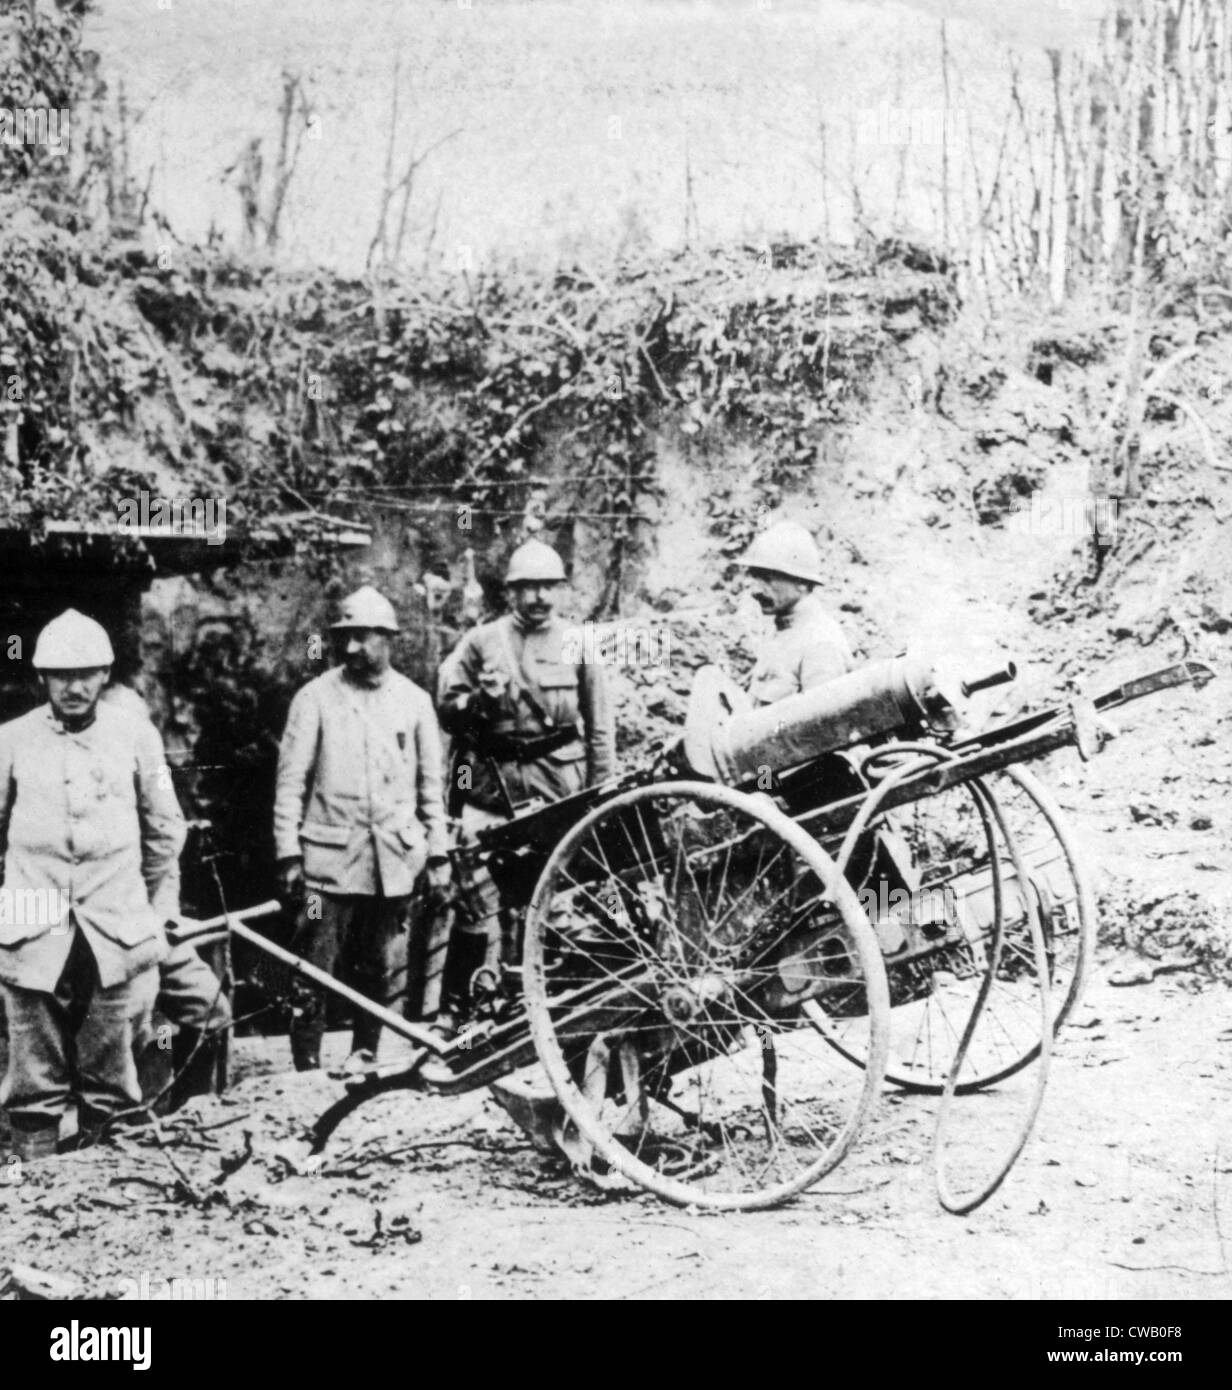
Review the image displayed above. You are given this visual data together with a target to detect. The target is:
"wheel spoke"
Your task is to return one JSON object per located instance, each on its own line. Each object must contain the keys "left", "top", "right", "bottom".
{"left": 521, "top": 781, "right": 889, "bottom": 1208}
{"left": 811, "top": 764, "right": 1094, "bottom": 1096}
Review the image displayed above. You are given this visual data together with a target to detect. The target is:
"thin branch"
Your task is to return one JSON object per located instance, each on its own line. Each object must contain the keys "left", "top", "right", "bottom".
{"left": 1151, "top": 389, "right": 1224, "bottom": 470}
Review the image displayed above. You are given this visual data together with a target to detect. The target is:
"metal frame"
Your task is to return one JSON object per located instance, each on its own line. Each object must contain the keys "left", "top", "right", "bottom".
{"left": 174, "top": 660, "right": 1213, "bottom": 1206}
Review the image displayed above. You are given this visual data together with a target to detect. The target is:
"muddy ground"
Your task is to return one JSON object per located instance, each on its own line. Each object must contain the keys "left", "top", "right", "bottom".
{"left": 1, "top": 655, "right": 1228, "bottom": 1303}
{"left": 1, "top": 956, "right": 1227, "bottom": 1303}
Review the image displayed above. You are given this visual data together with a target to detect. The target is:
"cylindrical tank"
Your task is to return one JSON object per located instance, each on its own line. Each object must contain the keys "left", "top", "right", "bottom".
{"left": 707, "top": 655, "right": 965, "bottom": 784}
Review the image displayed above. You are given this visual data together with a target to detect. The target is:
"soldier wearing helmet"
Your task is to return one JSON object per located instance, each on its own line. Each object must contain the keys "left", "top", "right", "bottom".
{"left": 273, "top": 586, "right": 450, "bottom": 1072}
{"left": 0, "top": 611, "right": 186, "bottom": 1161}
{"left": 438, "top": 541, "right": 615, "bottom": 813}
{"left": 435, "top": 541, "right": 615, "bottom": 998}
{"left": 737, "top": 520, "right": 854, "bottom": 705}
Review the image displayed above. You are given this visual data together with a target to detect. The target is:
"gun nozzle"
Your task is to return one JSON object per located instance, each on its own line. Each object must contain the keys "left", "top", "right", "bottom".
{"left": 961, "top": 661, "right": 1018, "bottom": 699}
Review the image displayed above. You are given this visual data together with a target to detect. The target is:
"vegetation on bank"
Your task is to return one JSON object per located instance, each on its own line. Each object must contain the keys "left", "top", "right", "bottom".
{"left": 1, "top": 2, "right": 1228, "bottom": 971}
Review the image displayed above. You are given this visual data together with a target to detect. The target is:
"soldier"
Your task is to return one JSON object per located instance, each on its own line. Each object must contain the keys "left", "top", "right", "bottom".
{"left": 736, "top": 520, "right": 854, "bottom": 704}
{"left": 435, "top": 540, "right": 615, "bottom": 995}
{"left": 0, "top": 611, "right": 185, "bottom": 1162}
{"left": 274, "top": 586, "right": 450, "bottom": 1072}
{"left": 437, "top": 539, "right": 615, "bottom": 815}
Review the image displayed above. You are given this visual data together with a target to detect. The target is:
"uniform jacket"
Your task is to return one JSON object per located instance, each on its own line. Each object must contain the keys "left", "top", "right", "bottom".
{"left": 748, "top": 593, "right": 853, "bottom": 705}
{"left": 274, "top": 666, "right": 449, "bottom": 897}
{"left": 0, "top": 703, "right": 184, "bottom": 993}
{"left": 437, "top": 614, "right": 615, "bottom": 812}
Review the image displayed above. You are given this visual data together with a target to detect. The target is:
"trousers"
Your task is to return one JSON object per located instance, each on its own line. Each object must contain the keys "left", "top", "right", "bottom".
{"left": 134, "top": 942, "right": 233, "bottom": 1110}
{"left": 287, "top": 892, "right": 410, "bottom": 1068}
{"left": 0, "top": 930, "right": 157, "bottom": 1132}
{"left": 158, "top": 941, "right": 232, "bottom": 1035}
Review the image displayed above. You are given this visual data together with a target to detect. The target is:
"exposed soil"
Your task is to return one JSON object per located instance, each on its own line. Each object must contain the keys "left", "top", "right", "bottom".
{"left": 3, "top": 294, "right": 1229, "bottom": 1304}
{"left": 1, "top": 954, "right": 1228, "bottom": 1302}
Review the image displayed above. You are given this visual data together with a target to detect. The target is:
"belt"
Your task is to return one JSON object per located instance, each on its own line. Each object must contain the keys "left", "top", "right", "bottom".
{"left": 480, "top": 728, "right": 584, "bottom": 763}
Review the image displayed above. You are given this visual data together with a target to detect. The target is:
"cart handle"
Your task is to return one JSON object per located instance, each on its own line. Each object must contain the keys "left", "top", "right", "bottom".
{"left": 169, "top": 899, "right": 283, "bottom": 947}
{"left": 168, "top": 899, "right": 447, "bottom": 1056}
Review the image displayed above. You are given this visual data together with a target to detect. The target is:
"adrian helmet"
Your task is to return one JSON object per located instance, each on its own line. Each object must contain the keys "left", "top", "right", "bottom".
{"left": 330, "top": 585, "right": 400, "bottom": 633}
{"left": 32, "top": 610, "right": 116, "bottom": 670}
{"left": 505, "top": 539, "right": 566, "bottom": 585}
{"left": 736, "top": 520, "right": 825, "bottom": 586}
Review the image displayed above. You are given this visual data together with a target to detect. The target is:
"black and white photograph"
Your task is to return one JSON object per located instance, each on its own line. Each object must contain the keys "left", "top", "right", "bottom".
{"left": 0, "top": 0, "right": 1227, "bottom": 1325}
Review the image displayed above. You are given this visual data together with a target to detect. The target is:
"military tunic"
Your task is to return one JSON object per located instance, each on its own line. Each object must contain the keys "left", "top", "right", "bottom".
{"left": 0, "top": 704, "right": 183, "bottom": 993}
{"left": 274, "top": 666, "right": 449, "bottom": 896}
{"left": 437, "top": 614, "right": 615, "bottom": 813}
{"left": 0, "top": 702, "right": 185, "bottom": 1130}
{"left": 273, "top": 664, "right": 449, "bottom": 1066}
{"left": 747, "top": 593, "right": 853, "bottom": 706}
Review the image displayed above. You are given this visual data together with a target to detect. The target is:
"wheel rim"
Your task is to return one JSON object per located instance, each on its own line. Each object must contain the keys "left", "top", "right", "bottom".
{"left": 522, "top": 781, "right": 890, "bottom": 1209}
{"left": 933, "top": 775, "right": 1054, "bottom": 1214}
{"left": 813, "top": 761, "right": 1096, "bottom": 1094}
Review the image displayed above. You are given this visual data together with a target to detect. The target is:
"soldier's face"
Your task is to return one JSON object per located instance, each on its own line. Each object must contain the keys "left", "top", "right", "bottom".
{"left": 509, "top": 581, "right": 560, "bottom": 629}
{"left": 43, "top": 667, "right": 110, "bottom": 724}
{"left": 748, "top": 570, "right": 810, "bottom": 618}
{"left": 338, "top": 627, "right": 391, "bottom": 680}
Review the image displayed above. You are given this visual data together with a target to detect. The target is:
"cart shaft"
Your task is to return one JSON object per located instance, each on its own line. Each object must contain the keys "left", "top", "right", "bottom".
{"left": 172, "top": 901, "right": 448, "bottom": 1056}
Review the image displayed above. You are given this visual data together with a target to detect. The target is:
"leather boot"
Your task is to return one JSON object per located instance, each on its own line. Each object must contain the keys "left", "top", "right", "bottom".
{"left": 442, "top": 929, "right": 495, "bottom": 1021}
{"left": 350, "top": 1010, "right": 384, "bottom": 1059}
{"left": 73, "top": 1105, "right": 151, "bottom": 1150}
{"left": 10, "top": 1118, "right": 59, "bottom": 1164}
{"left": 289, "top": 992, "right": 324, "bottom": 1071}
{"left": 168, "top": 1028, "right": 223, "bottom": 1111}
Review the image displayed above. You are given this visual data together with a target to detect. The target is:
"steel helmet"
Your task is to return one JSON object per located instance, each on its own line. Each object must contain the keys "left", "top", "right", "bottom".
{"left": 505, "top": 539, "right": 566, "bottom": 585}
{"left": 736, "top": 520, "right": 825, "bottom": 586}
{"left": 330, "top": 585, "right": 400, "bottom": 633}
{"left": 32, "top": 609, "right": 116, "bottom": 670}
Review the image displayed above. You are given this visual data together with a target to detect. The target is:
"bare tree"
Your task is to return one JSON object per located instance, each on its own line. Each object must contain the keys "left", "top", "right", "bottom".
{"left": 366, "top": 52, "right": 462, "bottom": 272}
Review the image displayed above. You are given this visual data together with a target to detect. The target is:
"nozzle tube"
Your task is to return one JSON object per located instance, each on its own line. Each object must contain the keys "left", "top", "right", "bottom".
{"left": 960, "top": 662, "right": 1018, "bottom": 698}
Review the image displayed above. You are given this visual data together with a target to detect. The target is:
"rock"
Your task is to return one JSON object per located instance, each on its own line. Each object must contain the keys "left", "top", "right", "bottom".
{"left": 3, "top": 1263, "right": 84, "bottom": 1300}
{"left": 272, "top": 1142, "right": 323, "bottom": 1177}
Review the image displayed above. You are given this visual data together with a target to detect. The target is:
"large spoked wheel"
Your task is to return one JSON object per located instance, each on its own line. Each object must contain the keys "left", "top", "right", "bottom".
{"left": 522, "top": 781, "right": 890, "bottom": 1210}
{"left": 812, "top": 761, "right": 1096, "bottom": 1094}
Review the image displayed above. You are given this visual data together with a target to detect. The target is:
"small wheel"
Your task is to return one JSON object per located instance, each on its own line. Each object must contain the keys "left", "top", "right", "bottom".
{"left": 813, "top": 762, "right": 1095, "bottom": 1093}
{"left": 522, "top": 781, "right": 890, "bottom": 1210}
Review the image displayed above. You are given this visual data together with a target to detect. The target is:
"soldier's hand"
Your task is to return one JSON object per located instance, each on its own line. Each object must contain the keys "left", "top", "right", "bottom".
{"left": 477, "top": 664, "right": 509, "bottom": 700}
{"left": 278, "top": 857, "right": 305, "bottom": 905}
